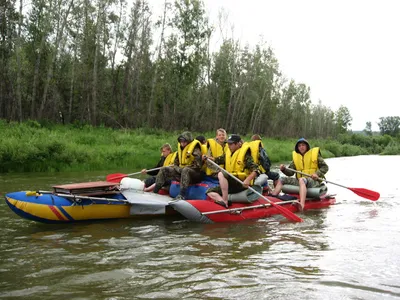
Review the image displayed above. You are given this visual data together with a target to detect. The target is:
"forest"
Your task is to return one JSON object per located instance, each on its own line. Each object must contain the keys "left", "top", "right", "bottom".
{"left": 1, "top": 0, "right": 361, "bottom": 138}
{"left": 2, "top": 0, "right": 400, "bottom": 173}
{"left": 2, "top": 0, "right": 399, "bottom": 139}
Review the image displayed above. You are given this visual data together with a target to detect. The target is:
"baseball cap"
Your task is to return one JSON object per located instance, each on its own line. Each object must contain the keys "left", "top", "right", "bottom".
{"left": 227, "top": 134, "right": 241, "bottom": 144}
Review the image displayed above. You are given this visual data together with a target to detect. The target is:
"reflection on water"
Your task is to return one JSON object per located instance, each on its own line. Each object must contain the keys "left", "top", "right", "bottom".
{"left": 1, "top": 156, "right": 400, "bottom": 299}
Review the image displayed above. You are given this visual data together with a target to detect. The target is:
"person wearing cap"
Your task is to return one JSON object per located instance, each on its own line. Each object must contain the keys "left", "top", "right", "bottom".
{"left": 250, "top": 134, "right": 280, "bottom": 187}
{"left": 271, "top": 138, "right": 329, "bottom": 211}
{"left": 141, "top": 143, "right": 176, "bottom": 192}
{"left": 153, "top": 131, "right": 204, "bottom": 200}
{"left": 204, "top": 128, "right": 228, "bottom": 177}
{"left": 205, "top": 134, "right": 260, "bottom": 208}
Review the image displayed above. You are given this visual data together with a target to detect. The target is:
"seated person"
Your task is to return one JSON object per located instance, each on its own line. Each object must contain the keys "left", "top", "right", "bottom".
{"left": 153, "top": 131, "right": 204, "bottom": 200}
{"left": 204, "top": 128, "right": 228, "bottom": 177}
{"left": 205, "top": 134, "right": 259, "bottom": 208}
{"left": 250, "top": 134, "right": 280, "bottom": 187}
{"left": 271, "top": 138, "right": 329, "bottom": 211}
{"left": 141, "top": 143, "right": 176, "bottom": 192}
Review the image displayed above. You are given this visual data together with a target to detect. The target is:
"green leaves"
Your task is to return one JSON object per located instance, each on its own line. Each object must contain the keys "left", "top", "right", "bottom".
{"left": 378, "top": 116, "right": 400, "bottom": 137}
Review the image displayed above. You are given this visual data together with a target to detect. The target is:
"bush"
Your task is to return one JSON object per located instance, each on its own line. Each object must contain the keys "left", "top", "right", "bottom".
{"left": 1, "top": 122, "right": 400, "bottom": 173}
{"left": 381, "top": 141, "right": 400, "bottom": 155}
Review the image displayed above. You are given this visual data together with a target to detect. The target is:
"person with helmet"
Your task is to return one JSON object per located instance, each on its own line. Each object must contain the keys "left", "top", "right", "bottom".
{"left": 153, "top": 131, "right": 204, "bottom": 200}
{"left": 271, "top": 138, "right": 329, "bottom": 211}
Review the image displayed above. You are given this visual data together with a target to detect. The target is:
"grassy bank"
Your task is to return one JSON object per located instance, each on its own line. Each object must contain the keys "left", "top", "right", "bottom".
{"left": 0, "top": 120, "right": 399, "bottom": 173}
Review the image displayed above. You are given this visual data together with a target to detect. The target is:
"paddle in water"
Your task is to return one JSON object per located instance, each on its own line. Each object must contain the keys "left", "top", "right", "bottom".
{"left": 286, "top": 168, "right": 380, "bottom": 201}
{"left": 207, "top": 159, "right": 303, "bottom": 223}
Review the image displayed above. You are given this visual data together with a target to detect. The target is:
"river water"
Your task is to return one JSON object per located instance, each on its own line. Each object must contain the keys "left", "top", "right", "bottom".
{"left": 0, "top": 156, "right": 399, "bottom": 299}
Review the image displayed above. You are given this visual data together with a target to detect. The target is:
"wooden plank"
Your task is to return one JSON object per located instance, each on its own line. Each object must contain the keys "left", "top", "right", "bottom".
{"left": 52, "top": 181, "right": 119, "bottom": 195}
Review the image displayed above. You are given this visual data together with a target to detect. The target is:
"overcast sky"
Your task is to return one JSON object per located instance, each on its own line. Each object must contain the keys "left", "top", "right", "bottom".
{"left": 150, "top": 0, "right": 399, "bottom": 131}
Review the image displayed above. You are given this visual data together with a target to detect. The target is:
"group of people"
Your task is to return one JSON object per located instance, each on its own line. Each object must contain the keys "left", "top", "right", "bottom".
{"left": 141, "top": 128, "right": 329, "bottom": 211}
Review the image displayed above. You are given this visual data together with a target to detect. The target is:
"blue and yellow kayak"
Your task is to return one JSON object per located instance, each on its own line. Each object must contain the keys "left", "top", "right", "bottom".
{"left": 4, "top": 180, "right": 175, "bottom": 223}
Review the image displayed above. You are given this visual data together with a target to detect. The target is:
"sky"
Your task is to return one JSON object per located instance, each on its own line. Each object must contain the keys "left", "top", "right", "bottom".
{"left": 150, "top": 0, "right": 400, "bottom": 131}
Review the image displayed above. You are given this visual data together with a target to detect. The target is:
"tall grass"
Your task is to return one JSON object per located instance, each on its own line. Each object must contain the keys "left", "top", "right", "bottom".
{"left": 0, "top": 120, "right": 398, "bottom": 173}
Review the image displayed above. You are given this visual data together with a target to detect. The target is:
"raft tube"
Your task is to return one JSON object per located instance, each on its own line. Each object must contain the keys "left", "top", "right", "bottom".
{"left": 282, "top": 184, "right": 327, "bottom": 198}
{"left": 170, "top": 196, "right": 336, "bottom": 223}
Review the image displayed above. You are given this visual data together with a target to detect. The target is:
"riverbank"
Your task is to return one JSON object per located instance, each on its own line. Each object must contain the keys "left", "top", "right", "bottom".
{"left": 0, "top": 120, "right": 398, "bottom": 173}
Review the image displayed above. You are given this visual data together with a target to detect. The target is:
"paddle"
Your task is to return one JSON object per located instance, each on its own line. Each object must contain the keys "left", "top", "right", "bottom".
{"left": 286, "top": 168, "right": 380, "bottom": 201}
{"left": 106, "top": 166, "right": 163, "bottom": 183}
{"left": 203, "top": 199, "right": 299, "bottom": 215}
{"left": 207, "top": 158, "right": 303, "bottom": 222}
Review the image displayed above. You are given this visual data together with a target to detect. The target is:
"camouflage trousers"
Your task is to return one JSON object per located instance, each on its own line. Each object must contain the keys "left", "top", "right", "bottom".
{"left": 154, "top": 166, "right": 203, "bottom": 197}
{"left": 280, "top": 176, "right": 321, "bottom": 188}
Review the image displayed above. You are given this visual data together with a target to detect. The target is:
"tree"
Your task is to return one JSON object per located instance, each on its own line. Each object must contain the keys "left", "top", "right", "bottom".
{"left": 364, "top": 121, "right": 372, "bottom": 136}
{"left": 378, "top": 116, "right": 400, "bottom": 137}
{"left": 335, "top": 105, "right": 352, "bottom": 134}
{"left": 169, "top": 0, "right": 211, "bottom": 128}
{"left": 0, "top": 0, "right": 358, "bottom": 139}
{"left": 0, "top": 0, "right": 18, "bottom": 119}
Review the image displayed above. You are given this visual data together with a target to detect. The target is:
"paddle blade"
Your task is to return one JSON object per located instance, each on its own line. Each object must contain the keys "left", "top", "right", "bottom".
{"left": 106, "top": 173, "right": 127, "bottom": 183}
{"left": 271, "top": 201, "right": 303, "bottom": 222}
{"left": 349, "top": 187, "right": 380, "bottom": 201}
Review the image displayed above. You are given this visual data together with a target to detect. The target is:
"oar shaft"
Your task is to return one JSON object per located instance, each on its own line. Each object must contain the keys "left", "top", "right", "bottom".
{"left": 286, "top": 168, "right": 315, "bottom": 179}
{"left": 207, "top": 159, "right": 261, "bottom": 197}
{"left": 203, "top": 200, "right": 298, "bottom": 215}
{"left": 285, "top": 167, "right": 380, "bottom": 200}
{"left": 286, "top": 167, "right": 344, "bottom": 188}
{"left": 127, "top": 166, "right": 164, "bottom": 177}
{"left": 207, "top": 159, "right": 303, "bottom": 222}
{"left": 36, "top": 190, "right": 130, "bottom": 204}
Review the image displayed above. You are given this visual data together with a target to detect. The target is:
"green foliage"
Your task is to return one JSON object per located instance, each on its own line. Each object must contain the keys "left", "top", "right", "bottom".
{"left": 0, "top": 0, "right": 372, "bottom": 139}
{"left": 322, "top": 141, "right": 343, "bottom": 157}
{"left": 0, "top": 123, "right": 400, "bottom": 173}
{"left": 0, "top": 122, "right": 177, "bottom": 173}
{"left": 381, "top": 141, "right": 400, "bottom": 155}
{"left": 335, "top": 105, "right": 352, "bottom": 134}
{"left": 378, "top": 116, "right": 400, "bottom": 137}
{"left": 364, "top": 121, "right": 372, "bottom": 136}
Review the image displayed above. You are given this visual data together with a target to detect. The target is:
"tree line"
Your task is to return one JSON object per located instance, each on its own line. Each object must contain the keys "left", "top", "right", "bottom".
{"left": 1, "top": 0, "right": 387, "bottom": 138}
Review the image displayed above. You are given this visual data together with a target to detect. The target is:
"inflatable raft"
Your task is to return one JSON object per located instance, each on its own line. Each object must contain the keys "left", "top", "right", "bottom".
{"left": 169, "top": 195, "right": 335, "bottom": 223}
{"left": 4, "top": 179, "right": 178, "bottom": 223}
{"left": 4, "top": 176, "right": 335, "bottom": 224}
{"left": 167, "top": 174, "right": 335, "bottom": 223}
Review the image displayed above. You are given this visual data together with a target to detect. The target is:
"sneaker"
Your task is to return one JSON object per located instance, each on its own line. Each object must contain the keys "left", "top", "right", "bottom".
{"left": 173, "top": 194, "right": 185, "bottom": 201}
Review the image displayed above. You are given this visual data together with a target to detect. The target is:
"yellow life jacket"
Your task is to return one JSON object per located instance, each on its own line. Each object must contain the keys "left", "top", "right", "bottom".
{"left": 248, "top": 140, "right": 266, "bottom": 173}
{"left": 225, "top": 143, "right": 251, "bottom": 180}
{"left": 163, "top": 151, "right": 177, "bottom": 167}
{"left": 292, "top": 147, "right": 320, "bottom": 179}
{"left": 201, "top": 144, "right": 208, "bottom": 155}
{"left": 205, "top": 139, "right": 228, "bottom": 175}
{"left": 177, "top": 140, "right": 202, "bottom": 167}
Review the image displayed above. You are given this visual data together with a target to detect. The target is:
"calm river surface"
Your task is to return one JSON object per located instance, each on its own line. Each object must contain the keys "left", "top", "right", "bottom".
{"left": 1, "top": 156, "right": 399, "bottom": 299}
